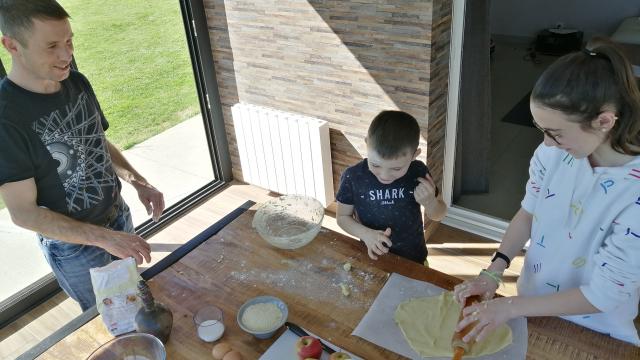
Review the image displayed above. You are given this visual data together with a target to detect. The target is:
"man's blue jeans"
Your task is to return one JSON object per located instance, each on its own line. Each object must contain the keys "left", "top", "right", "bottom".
{"left": 38, "top": 196, "right": 134, "bottom": 311}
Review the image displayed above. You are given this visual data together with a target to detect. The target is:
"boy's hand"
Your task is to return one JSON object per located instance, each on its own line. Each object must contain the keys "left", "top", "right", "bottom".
{"left": 362, "top": 227, "right": 392, "bottom": 260}
{"left": 414, "top": 174, "right": 438, "bottom": 207}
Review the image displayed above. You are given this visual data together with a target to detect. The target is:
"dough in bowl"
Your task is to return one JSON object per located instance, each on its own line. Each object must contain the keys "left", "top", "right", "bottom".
{"left": 241, "top": 302, "right": 283, "bottom": 332}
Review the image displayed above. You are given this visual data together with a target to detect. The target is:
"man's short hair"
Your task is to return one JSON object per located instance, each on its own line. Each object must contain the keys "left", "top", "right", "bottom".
{"left": 0, "top": 0, "right": 69, "bottom": 46}
{"left": 367, "top": 110, "right": 420, "bottom": 159}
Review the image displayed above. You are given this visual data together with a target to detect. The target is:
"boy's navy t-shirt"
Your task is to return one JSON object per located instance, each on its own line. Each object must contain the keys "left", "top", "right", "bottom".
{"left": 336, "top": 159, "right": 428, "bottom": 263}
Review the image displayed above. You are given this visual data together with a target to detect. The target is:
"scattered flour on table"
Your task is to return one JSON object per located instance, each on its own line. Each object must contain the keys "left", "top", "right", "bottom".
{"left": 229, "top": 258, "right": 378, "bottom": 308}
{"left": 208, "top": 235, "right": 378, "bottom": 307}
{"left": 206, "top": 237, "right": 225, "bottom": 263}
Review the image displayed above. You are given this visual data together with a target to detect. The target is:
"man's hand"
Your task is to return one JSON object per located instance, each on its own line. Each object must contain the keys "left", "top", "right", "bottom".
{"left": 414, "top": 174, "right": 438, "bottom": 207}
{"left": 362, "top": 227, "right": 392, "bottom": 260}
{"left": 133, "top": 180, "right": 165, "bottom": 222}
{"left": 106, "top": 140, "right": 165, "bottom": 221}
{"left": 1, "top": 178, "right": 152, "bottom": 264}
{"left": 100, "top": 230, "right": 151, "bottom": 265}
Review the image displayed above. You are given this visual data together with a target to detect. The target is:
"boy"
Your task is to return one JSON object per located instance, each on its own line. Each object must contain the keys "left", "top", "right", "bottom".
{"left": 336, "top": 110, "right": 447, "bottom": 264}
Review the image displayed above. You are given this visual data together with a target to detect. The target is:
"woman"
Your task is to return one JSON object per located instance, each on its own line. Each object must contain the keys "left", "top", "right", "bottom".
{"left": 453, "top": 38, "right": 640, "bottom": 345}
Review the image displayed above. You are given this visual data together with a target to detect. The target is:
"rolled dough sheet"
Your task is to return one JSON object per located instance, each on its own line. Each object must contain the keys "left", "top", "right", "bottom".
{"left": 395, "top": 292, "right": 512, "bottom": 357}
{"left": 352, "top": 273, "right": 527, "bottom": 359}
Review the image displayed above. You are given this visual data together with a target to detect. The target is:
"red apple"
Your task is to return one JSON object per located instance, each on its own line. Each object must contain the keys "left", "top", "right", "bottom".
{"left": 295, "top": 336, "right": 322, "bottom": 360}
{"left": 329, "top": 352, "right": 352, "bottom": 360}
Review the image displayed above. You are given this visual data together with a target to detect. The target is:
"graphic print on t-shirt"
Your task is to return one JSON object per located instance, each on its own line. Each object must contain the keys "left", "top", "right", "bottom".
{"left": 368, "top": 187, "right": 407, "bottom": 205}
{"left": 32, "top": 91, "right": 117, "bottom": 213}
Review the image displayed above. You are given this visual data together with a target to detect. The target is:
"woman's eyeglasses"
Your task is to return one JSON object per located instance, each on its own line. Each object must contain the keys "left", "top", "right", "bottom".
{"left": 532, "top": 119, "right": 561, "bottom": 145}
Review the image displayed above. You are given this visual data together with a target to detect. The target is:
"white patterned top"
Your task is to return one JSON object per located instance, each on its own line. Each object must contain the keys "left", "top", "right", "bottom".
{"left": 518, "top": 143, "right": 640, "bottom": 345}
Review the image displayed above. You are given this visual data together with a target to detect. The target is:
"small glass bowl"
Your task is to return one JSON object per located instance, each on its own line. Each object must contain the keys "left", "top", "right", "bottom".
{"left": 193, "top": 305, "right": 225, "bottom": 342}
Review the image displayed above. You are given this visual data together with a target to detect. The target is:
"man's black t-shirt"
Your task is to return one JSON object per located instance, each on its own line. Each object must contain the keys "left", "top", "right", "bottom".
{"left": 336, "top": 159, "right": 428, "bottom": 263}
{"left": 0, "top": 71, "right": 121, "bottom": 225}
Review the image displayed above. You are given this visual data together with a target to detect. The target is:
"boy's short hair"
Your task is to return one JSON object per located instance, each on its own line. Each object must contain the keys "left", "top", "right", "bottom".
{"left": 0, "top": 0, "right": 69, "bottom": 46}
{"left": 367, "top": 110, "right": 420, "bottom": 159}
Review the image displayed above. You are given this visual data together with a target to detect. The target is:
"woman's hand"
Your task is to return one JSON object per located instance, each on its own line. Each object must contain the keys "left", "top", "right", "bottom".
{"left": 456, "top": 297, "right": 515, "bottom": 343}
{"left": 453, "top": 273, "right": 499, "bottom": 304}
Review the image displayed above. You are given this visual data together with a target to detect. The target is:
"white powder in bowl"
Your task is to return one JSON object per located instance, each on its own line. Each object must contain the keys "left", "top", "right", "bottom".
{"left": 241, "top": 302, "right": 283, "bottom": 332}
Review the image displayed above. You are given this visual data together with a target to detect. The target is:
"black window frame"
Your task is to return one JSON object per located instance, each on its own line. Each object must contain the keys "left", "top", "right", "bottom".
{"left": 0, "top": 0, "right": 232, "bottom": 330}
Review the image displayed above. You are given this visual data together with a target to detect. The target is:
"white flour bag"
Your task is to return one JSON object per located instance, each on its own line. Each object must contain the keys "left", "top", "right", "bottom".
{"left": 90, "top": 257, "right": 141, "bottom": 335}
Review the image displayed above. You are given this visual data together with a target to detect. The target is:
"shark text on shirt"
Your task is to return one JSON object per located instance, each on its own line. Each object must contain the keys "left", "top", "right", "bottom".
{"left": 369, "top": 188, "right": 405, "bottom": 205}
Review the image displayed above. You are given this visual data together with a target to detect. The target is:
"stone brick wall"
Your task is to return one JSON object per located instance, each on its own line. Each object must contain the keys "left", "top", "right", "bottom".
{"left": 204, "top": 0, "right": 452, "bottom": 202}
{"left": 425, "top": 0, "right": 452, "bottom": 185}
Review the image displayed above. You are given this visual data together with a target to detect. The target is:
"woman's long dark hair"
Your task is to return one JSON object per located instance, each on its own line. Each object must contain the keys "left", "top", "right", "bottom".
{"left": 531, "top": 37, "right": 640, "bottom": 155}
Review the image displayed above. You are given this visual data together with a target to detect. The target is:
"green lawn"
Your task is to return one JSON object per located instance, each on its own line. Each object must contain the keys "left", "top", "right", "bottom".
{"left": 0, "top": 0, "right": 200, "bottom": 150}
{"left": 0, "top": 1, "right": 200, "bottom": 210}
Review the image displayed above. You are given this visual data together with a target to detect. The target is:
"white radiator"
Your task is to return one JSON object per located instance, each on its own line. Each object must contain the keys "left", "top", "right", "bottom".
{"left": 231, "top": 103, "right": 334, "bottom": 207}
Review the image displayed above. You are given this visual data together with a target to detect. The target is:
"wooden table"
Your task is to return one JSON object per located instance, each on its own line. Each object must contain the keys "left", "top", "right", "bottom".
{"left": 37, "top": 207, "right": 640, "bottom": 359}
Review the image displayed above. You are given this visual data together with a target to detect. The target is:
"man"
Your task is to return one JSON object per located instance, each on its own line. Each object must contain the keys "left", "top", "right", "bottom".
{"left": 0, "top": 0, "right": 165, "bottom": 311}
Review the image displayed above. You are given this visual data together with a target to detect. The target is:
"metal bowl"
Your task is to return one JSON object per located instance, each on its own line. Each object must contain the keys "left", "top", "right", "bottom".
{"left": 86, "top": 333, "right": 166, "bottom": 360}
{"left": 237, "top": 296, "right": 288, "bottom": 339}
{"left": 252, "top": 195, "right": 324, "bottom": 249}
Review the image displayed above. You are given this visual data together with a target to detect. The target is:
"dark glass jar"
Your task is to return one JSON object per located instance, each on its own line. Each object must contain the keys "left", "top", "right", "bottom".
{"left": 134, "top": 280, "right": 173, "bottom": 344}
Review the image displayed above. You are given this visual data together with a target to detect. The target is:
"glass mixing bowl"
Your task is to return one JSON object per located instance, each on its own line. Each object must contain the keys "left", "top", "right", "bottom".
{"left": 86, "top": 333, "right": 166, "bottom": 360}
{"left": 252, "top": 195, "right": 324, "bottom": 249}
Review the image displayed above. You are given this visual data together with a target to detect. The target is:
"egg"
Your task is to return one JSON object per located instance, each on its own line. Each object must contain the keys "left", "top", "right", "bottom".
{"left": 211, "top": 342, "right": 232, "bottom": 360}
{"left": 222, "top": 350, "right": 243, "bottom": 360}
